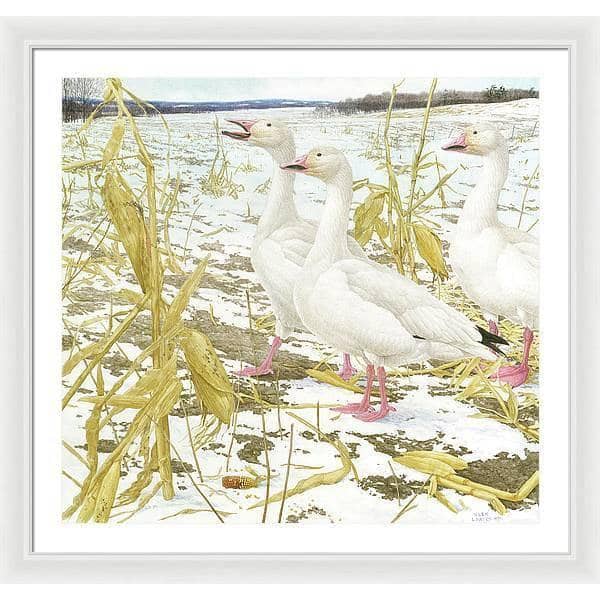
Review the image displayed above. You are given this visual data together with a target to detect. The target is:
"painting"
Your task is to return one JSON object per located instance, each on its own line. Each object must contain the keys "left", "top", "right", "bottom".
{"left": 60, "top": 75, "right": 540, "bottom": 527}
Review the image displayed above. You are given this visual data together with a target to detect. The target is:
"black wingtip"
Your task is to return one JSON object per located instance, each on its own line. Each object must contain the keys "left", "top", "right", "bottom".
{"left": 476, "top": 325, "right": 509, "bottom": 357}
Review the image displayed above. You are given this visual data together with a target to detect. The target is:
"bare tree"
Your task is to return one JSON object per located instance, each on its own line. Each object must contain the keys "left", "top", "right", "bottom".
{"left": 62, "top": 78, "right": 103, "bottom": 122}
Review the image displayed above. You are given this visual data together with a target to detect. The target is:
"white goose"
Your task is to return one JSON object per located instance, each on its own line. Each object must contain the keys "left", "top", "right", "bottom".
{"left": 442, "top": 124, "right": 538, "bottom": 387}
{"left": 282, "top": 147, "right": 508, "bottom": 422}
{"left": 222, "top": 119, "right": 364, "bottom": 378}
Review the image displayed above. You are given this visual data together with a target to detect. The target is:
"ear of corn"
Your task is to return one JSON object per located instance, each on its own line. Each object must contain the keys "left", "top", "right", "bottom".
{"left": 180, "top": 328, "right": 234, "bottom": 425}
{"left": 412, "top": 223, "right": 449, "bottom": 280}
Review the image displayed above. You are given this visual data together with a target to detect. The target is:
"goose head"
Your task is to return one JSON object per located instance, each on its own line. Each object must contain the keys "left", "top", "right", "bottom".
{"left": 222, "top": 118, "right": 293, "bottom": 150}
{"left": 280, "top": 146, "right": 349, "bottom": 183}
{"left": 442, "top": 123, "right": 507, "bottom": 156}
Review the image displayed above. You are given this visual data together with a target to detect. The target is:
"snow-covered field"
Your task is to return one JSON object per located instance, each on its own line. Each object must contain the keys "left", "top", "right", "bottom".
{"left": 61, "top": 98, "right": 540, "bottom": 525}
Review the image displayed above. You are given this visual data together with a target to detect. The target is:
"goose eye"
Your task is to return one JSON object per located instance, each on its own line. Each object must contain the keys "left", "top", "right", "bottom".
{"left": 266, "top": 123, "right": 272, "bottom": 127}
{"left": 316, "top": 153, "right": 322, "bottom": 157}
{"left": 473, "top": 130, "right": 478, "bottom": 135}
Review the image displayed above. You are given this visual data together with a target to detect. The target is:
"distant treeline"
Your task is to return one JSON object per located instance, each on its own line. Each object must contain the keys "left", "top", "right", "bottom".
{"left": 321, "top": 86, "right": 539, "bottom": 115}
{"left": 62, "top": 78, "right": 104, "bottom": 122}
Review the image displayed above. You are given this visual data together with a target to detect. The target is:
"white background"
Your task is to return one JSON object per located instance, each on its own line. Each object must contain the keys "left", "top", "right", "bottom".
{"left": 32, "top": 47, "right": 570, "bottom": 555}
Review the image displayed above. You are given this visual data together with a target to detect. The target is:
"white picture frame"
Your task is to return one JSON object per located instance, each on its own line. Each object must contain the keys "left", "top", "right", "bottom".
{"left": 1, "top": 15, "right": 598, "bottom": 584}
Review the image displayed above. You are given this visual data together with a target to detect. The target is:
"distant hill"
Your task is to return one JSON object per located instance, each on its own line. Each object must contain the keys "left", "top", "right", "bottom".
{"left": 63, "top": 97, "right": 333, "bottom": 121}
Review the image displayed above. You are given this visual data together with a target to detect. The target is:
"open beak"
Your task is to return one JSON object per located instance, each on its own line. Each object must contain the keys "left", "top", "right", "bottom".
{"left": 442, "top": 132, "right": 468, "bottom": 152}
{"left": 280, "top": 154, "right": 309, "bottom": 172}
{"left": 222, "top": 119, "right": 257, "bottom": 141}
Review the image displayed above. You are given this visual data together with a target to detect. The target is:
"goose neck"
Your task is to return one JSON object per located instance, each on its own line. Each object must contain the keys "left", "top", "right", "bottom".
{"left": 306, "top": 167, "right": 353, "bottom": 265}
{"left": 256, "top": 139, "right": 299, "bottom": 237}
{"left": 459, "top": 147, "right": 508, "bottom": 230}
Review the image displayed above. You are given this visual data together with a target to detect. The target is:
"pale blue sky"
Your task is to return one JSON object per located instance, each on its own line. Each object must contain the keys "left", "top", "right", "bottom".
{"left": 121, "top": 77, "right": 538, "bottom": 103}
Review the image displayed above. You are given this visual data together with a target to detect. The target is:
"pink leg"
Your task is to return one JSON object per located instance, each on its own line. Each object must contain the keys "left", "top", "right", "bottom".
{"left": 331, "top": 364, "right": 375, "bottom": 414}
{"left": 488, "top": 319, "right": 498, "bottom": 336}
{"left": 236, "top": 336, "right": 282, "bottom": 377}
{"left": 491, "top": 327, "right": 533, "bottom": 388}
{"left": 354, "top": 366, "right": 396, "bottom": 422}
{"left": 337, "top": 353, "right": 358, "bottom": 381}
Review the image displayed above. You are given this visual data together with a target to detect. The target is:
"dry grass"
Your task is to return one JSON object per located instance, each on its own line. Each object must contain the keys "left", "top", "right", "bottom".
{"left": 199, "top": 117, "right": 244, "bottom": 198}
{"left": 353, "top": 79, "right": 456, "bottom": 281}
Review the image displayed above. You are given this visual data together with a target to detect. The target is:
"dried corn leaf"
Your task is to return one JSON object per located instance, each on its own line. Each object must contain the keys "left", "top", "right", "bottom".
{"left": 73, "top": 372, "right": 180, "bottom": 522}
{"left": 113, "top": 288, "right": 147, "bottom": 306}
{"left": 93, "top": 461, "right": 121, "bottom": 523}
{"left": 306, "top": 368, "right": 380, "bottom": 397}
{"left": 394, "top": 454, "right": 457, "bottom": 477}
{"left": 412, "top": 223, "right": 448, "bottom": 280}
{"left": 405, "top": 451, "right": 468, "bottom": 471}
{"left": 62, "top": 340, "right": 103, "bottom": 376}
{"left": 249, "top": 413, "right": 354, "bottom": 510}
{"left": 102, "top": 116, "right": 126, "bottom": 168}
{"left": 163, "top": 257, "right": 208, "bottom": 334}
{"left": 117, "top": 446, "right": 158, "bottom": 507}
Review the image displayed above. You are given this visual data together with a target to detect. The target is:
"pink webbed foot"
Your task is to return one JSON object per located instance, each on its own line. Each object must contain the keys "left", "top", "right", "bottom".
{"left": 352, "top": 366, "right": 395, "bottom": 422}
{"left": 331, "top": 364, "right": 374, "bottom": 414}
{"left": 235, "top": 364, "right": 274, "bottom": 377}
{"left": 337, "top": 353, "right": 358, "bottom": 381}
{"left": 235, "top": 336, "right": 282, "bottom": 378}
{"left": 491, "top": 363, "right": 530, "bottom": 388}
{"left": 490, "top": 327, "right": 534, "bottom": 388}
{"left": 353, "top": 404, "right": 396, "bottom": 422}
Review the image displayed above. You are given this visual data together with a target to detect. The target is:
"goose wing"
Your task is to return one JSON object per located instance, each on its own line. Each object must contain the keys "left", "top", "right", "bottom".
{"left": 338, "top": 259, "right": 487, "bottom": 351}
{"left": 308, "top": 262, "right": 418, "bottom": 358}
{"left": 501, "top": 226, "right": 539, "bottom": 269}
{"left": 268, "top": 223, "right": 316, "bottom": 267}
{"left": 497, "top": 226, "right": 539, "bottom": 314}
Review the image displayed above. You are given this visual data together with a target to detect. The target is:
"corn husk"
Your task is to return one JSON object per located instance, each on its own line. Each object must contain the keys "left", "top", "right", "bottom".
{"left": 180, "top": 328, "right": 234, "bottom": 425}
{"left": 353, "top": 190, "right": 386, "bottom": 246}
{"left": 102, "top": 171, "right": 152, "bottom": 292}
{"left": 412, "top": 223, "right": 449, "bottom": 280}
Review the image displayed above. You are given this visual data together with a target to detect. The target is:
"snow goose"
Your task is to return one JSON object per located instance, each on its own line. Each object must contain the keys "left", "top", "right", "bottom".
{"left": 281, "top": 147, "right": 508, "bottom": 421}
{"left": 222, "top": 119, "right": 364, "bottom": 379}
{"left": 442, "top": 124, "right": 538, "bottom": 387}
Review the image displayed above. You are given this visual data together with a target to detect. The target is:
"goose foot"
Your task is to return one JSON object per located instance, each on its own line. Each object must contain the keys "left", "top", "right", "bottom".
{"left": 331, "top": 364, "right": 374, "bottom": 414}
{"left": 236, "top": 364, "right": 274, "bottom": 377}
{"left": 353, "top": 404, "right": 396, "bottom": 422}
{"left": 491, "top": 363, "right": 530, "bottom": 388}
{"left": 235, "top": 336, "right": 282, "bottom": 378}
{"left": 490, "top": 327, "right": 533, "bottom": 388}
{"left": 337, "top": 353, "right": 357, "bottom": 381}
{"left": 352, "top": 366, "right": 395, "bottom": 422}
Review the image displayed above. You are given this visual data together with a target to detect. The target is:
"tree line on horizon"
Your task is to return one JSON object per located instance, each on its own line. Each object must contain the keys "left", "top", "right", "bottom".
{"left": 320, "top": 85, "right": 539, "bottom": 115}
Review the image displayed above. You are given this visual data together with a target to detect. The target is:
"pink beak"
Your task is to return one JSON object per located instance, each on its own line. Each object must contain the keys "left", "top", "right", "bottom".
{"left": 228, "top": 119, "right": 257, "bottom": 131}
{"left": 442, "top": 132, "right": 468, "bottom": 152}
{"left": 280, "top": 154, "right": 309, "bottom": 172}
{"left": 222, "top": 119, "right": 258, "bottom": 140}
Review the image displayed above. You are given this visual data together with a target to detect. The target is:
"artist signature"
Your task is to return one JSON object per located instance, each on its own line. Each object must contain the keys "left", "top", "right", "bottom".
{"left": 471, "top": 511, "right": 501, "bottom": 523}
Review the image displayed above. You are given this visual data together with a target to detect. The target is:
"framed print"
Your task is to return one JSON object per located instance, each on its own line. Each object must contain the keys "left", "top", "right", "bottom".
{"left": 1, "top": 15, "right": 598, "bottom": 584}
